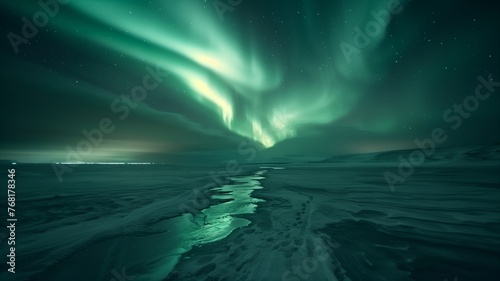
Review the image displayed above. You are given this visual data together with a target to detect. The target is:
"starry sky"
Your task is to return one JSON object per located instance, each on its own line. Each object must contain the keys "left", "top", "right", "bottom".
{"left": 1, "top": 0, "right": 499, "bottom": 163}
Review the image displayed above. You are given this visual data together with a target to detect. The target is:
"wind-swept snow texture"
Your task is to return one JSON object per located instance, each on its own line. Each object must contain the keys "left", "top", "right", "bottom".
{"left": 1, "top": 145, "right": 498, "bottom": 281}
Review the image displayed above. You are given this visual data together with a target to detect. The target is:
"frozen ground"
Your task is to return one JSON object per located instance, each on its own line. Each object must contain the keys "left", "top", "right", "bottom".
{"left": 0, "top": 145, "right": 499, "bottom": 280}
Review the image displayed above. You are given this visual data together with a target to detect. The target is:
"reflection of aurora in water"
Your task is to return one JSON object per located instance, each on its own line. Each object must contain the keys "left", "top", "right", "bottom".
{"left": 143, "top": 170, "right": 268, "bottom": 280}
{"left": 186, "top": 170, "right": 267, "bottom": 246}
{"left": 30, "top": 169, "right": 269, "bottom": 281}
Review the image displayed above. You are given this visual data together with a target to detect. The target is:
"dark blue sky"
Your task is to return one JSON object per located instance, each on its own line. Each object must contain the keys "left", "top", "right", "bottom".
{"left": 1, "top": 0, "right": 499, "bottom": 163}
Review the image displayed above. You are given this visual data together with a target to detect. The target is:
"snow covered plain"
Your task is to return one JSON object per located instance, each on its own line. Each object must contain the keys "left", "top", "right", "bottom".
{"left": 0, "top": 145, "right": 499, "bottom": 280}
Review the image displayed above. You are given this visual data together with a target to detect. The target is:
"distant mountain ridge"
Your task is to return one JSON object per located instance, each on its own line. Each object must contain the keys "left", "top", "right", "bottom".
{"left": 315, "top": 143, "right": 500, "bottom": 165}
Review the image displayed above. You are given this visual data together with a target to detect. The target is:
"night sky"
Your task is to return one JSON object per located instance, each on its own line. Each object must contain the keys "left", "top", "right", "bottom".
{"left": 1, "top": 0, "right": 499, "bottom": 163}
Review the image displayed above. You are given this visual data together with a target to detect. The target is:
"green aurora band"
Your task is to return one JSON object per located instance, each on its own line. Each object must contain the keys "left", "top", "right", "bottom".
{"left": 9, "top": 0, "right": 494, "bottom": 155}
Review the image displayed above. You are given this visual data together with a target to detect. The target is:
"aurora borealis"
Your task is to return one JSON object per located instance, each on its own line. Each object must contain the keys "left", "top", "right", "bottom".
{"left": 1, "top": 0, "right": 499, "bottom": 162}
{"left": 1, "top": 2, "right": 500, "bottom": 280}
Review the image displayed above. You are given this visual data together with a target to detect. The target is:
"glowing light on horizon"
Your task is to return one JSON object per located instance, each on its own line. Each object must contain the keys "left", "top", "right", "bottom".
{"left": 57, "top": 162, "right": 155, "bottom": 165}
